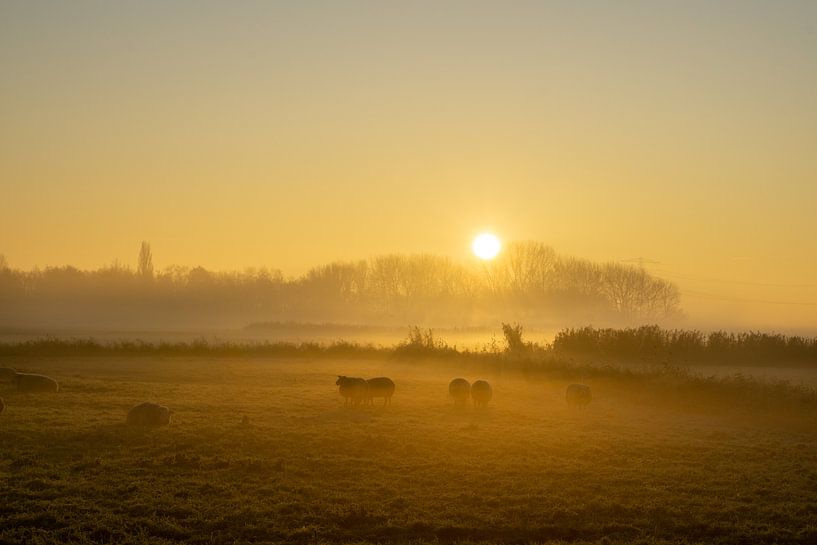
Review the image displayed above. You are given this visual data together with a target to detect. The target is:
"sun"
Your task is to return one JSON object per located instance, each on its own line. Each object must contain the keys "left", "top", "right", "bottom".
{"left": 472, "top": 233, "right": 501, "bottom": 260}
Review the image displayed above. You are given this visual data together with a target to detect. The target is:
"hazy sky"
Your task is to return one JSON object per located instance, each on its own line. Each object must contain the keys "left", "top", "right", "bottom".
{"left": 2, "top": 1, "right": 816, "bottom": 328}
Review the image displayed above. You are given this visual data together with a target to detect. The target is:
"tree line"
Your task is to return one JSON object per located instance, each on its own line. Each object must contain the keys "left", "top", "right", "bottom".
{"left": 0, "top": 242, "right": 680, "bottom": 329}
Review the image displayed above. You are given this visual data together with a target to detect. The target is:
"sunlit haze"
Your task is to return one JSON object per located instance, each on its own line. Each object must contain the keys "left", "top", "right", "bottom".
{"left": 3, "top": 4, "right": 817, "bottom": 544}
{"left": 2, "top": 1, "right": 817, "bottom": 330}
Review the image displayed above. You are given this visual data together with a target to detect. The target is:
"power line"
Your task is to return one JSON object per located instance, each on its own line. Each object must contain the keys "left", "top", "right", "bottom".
{"left": 651, "top": 267, "right": 816, "bottom": 289}
{"left": 620, "top": 257, "right": 661, "bottom": 267}
{"left": 681, "top": 289, "right": 817, "bottom": 306}
{"left": 622, "top": 258, "right": 817, "bottom": 306}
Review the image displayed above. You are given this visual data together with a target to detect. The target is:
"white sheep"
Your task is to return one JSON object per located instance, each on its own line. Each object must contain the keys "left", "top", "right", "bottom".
{"left": 471, "top": 380, "right": 493, "bottom": 408}
{"left": 449, "top": 378, "right": 470, "bottom": 406}
{"left": 15, "top": 373, "right": 59, "bottom": 393}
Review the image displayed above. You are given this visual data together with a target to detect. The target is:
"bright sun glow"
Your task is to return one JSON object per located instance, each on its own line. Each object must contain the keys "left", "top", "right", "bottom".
{"left": 472, "top": 233, "right": 501, "bottom": 260}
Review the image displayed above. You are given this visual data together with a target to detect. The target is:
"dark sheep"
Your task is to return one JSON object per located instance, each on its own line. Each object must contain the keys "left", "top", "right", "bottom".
{"left": 127, "top": 402, "right": 172, "bottom": 426}
{"left": 449, "top": 378, "right": 470, "bottom": 406}
{"left": 471, "top": 380, "right": 492, "bottom": 408}
{"left": 15, "top": 373, "right": 59, "bottom": 393}
{"left": 336, "top": 375, "right": 368, "bottom": 408}
{"left": 566, "top": 384, "right": 592, "bottom": 407}
{"left": 365, "top": 377, "right": 395, "bottom": 406}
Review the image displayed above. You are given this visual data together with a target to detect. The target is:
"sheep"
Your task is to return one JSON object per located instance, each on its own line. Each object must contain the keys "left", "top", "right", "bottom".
{"left": 127, "top": 402, "right": 172, "bottom": 426}
{"left": 566, "top": 383, "right": 592, "bottom": 407}
{"left": 365, "top": 377, "right": 395, "bottom": 406}
{"left": 449, "top": 378, "right": 470, "bottom": 406}
{"left": 471, "top": 380, "right": 492, "bottom": 408}
{"left": 15, "top": 373, "right": 59, "bottom": 393}
{"left": 336, "top": 375, "right": 368, "bottom": 408}
{"left": 0, "top": 367, "right": 17, "bottom": 383}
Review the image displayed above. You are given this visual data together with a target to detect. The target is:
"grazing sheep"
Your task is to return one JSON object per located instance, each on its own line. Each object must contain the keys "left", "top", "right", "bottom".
{"left": 449, "top": 378, "right": 470, "bottom": 406}
{"left": 15, "top": 373, "right": 59, "bottom": 393}
{"left": 0, "top": 367, "right": 17, "bottom": 383}
{"left": 336, "top": 375, "right": 368, "bottom": 408}
{"left": 471, "top": 380, "right": 492, "bottom": 408}
{"left": 127, "top": 402, "right": 172, "bottom": 426}
{"left": 566, "top": 383, "right": 592, "bottom": 407}
{"left": 365, "top": 377, "right": 395, "bottom": 406}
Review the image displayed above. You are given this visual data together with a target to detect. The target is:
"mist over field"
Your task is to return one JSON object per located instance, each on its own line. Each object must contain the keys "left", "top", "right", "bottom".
{"left": 4, "top": 242, "right": 816, "bottom": 337}
{"left": 0, "top": 242, "right": 681, "bottom": 332}
{"left": 3, "top": 1, "right": 817, "bottom": 544}
{"left": 5, "top": 239, "right": 817, "bottom": 544}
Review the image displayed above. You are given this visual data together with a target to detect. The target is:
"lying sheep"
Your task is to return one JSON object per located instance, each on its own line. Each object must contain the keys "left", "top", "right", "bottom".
{"left": 15, "top": 373, "right": 59, "bottom": 393}
{"left": 449, "top": 378, "right": 470, "bottom": 406}
{"left": 471, "top": 380, "right": 492, "bottom": 408}
{"left": 566, "top": 383, "right": 592, "bottom": 407}
{"left": 0, "top": 367, "right": 16, "bottom": 383}
{"left": 127, "top": 402, "right": 172, "bottom": 426}
{"left": 336, "top": 375, "right": 367, "bottom": 408}
{"left": 365, "top": 377, "right": 395, "bottom": 406}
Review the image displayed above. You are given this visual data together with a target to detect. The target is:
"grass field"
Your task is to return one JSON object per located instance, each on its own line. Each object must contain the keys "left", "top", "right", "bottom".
{"left": 1, "top": 355, "right": 817, "bottom": 544}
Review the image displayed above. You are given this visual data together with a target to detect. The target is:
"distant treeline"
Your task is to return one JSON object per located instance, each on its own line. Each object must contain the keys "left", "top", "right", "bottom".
{"left": 0, "top": 242, "right": 680, "bottom": 329}
{"left": 552, "top": 325, "right": 817, "bottom": 366}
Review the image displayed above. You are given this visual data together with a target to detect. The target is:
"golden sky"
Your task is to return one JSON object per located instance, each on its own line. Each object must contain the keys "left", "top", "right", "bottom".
{"left": 2, "top": 1, "right": 816, "bottom": 329}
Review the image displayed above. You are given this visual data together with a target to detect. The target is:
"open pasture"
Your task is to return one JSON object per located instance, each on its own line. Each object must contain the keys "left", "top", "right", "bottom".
{"left": 1, "top": 356, "right": 816, "bottom": 544}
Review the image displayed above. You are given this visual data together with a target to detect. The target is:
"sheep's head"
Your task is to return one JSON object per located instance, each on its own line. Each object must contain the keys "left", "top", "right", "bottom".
{"left": 335, "top": 375, "right": 346, "bottom": 386}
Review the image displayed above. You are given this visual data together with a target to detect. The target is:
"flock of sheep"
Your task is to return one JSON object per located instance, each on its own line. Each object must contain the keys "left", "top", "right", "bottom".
{"left": 0, "top": 364, "right": 592, "bottom": 424}
{"left": 337, "top": 374, "right": 592, "bottom": 409}
{"left": 335, "top": 375, "right": 396, "bottom": 407}
{"left": 0, "top": 365, "right": 173, "bottom": 426}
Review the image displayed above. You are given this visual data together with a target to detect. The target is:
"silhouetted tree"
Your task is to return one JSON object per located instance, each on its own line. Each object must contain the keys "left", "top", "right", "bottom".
{"left": 502, "top": 322, "right": 528, "bottom": 354}
{"left": 137, "top": 241, "right": 153, "bottom": 278}
{"left": 489, "top": 242, "right": 556, "bottom": 297}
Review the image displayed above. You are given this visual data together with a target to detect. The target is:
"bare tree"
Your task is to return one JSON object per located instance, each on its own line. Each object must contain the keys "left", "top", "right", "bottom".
{"left": 137, "top": 241, "right": 154, "bottom": 278}
{"left": 490, "top": 241, "right": 557, "bottom": 296}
